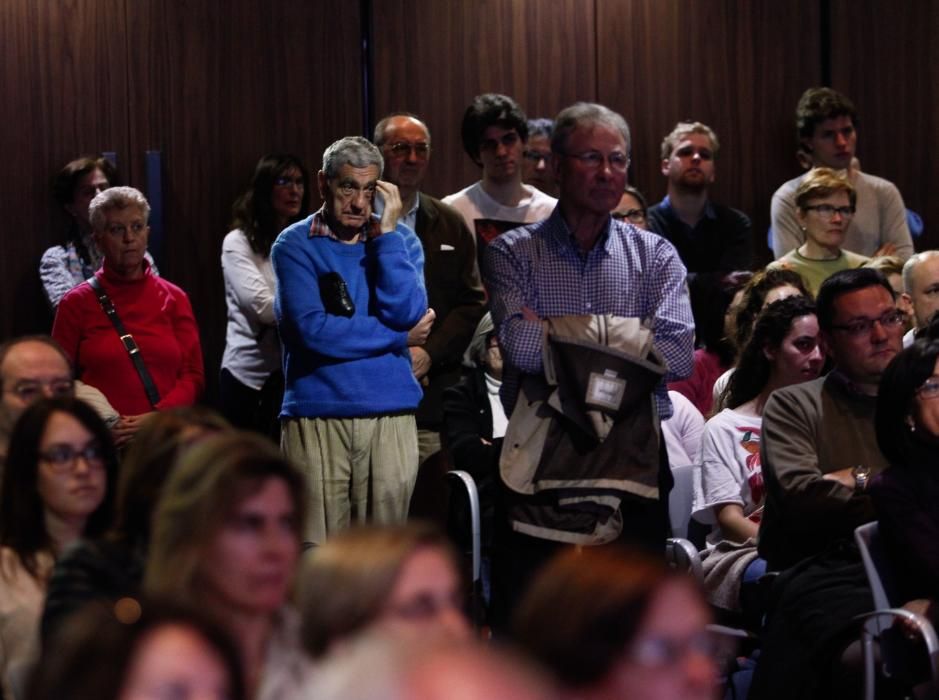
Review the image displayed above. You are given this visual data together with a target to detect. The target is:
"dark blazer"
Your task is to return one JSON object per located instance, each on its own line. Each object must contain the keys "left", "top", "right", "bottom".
{"left": 414, "top": 193, "right": 487, "bottom": 426}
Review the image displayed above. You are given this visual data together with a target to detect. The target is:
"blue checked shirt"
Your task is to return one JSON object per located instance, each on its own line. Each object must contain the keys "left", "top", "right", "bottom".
{"left": 484, "top": 207, "right": 694, "bottom": 419}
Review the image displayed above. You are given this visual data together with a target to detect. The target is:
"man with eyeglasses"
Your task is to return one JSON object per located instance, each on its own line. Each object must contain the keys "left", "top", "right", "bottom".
{"left": 0, "top": 336, "right": 74, "bottom": 462}
{"left": 647, "top": 121, "right": 752, "bottom": 279}
{"left": 521, "top": 118, "right": 557, "bottom": 197}
{"left": 484, "top": 102, "right": 694, "bottom": 623}
{"left": 272, "top": 136, "right": 432, "bottom": 544}
{"left": 443, "top": 94, "right": 556, "bottom": 260}
{"left": 771, "top": 87, "right": 912, "bottom": 261}
{"left": 373, "top": 113, "right": 486, "bottom": 469}
{"left": 752, "top": 267, "right": 904, "bottom": 698}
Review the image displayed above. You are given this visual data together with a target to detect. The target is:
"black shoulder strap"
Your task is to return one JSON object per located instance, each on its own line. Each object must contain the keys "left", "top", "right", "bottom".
{"left": 86, "top": 276, "right": 161, "bottom": 408}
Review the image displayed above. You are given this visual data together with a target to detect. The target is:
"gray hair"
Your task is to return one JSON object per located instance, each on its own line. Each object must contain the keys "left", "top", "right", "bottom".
{"left": 88, "top": 186, "right": 151, "bottom": 231}
{"left": 902, "top": 250, "right": 939, "bottom": 293}
{"left": 527, "top": 118, "right": 554, "bottom": 140}
{"left": 322, "top": 136, "right": 384, "bottom": 179}
{"left": 551, "top": 103, "right": 631, "bottom": 156}
{"left": 463, "top": 312, "right": 495, "bottom": 368}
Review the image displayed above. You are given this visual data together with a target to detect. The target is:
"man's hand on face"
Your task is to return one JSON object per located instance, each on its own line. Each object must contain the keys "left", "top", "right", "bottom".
{"left": 376, "top": 180, "right": 402, "bottom": 233}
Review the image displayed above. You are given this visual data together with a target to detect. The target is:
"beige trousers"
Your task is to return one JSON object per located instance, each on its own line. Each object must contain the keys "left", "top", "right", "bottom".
{"left": 282, "top": 414, "right": 418, "bottom": 544}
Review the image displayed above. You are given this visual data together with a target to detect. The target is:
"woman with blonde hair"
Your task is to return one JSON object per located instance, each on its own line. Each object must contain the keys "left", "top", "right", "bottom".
{"left": 769, "top": 167, "right": 867, "bottom": 295}
{"left": 296, "top": 522, "right": 471, "bottom": 660}
{"left": 144, "top": 432, "right": 308, "bottom": 699}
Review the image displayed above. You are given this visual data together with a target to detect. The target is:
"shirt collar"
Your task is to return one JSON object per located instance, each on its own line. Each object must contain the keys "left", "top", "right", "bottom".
{"left": 547, "top": 207, "right": 615, "bottom": 256}
{"left": 661, "top": 194, "right": 717, "bottom": 222}
{"left": 309, "top": 206, "right": 383, "bottom": 241}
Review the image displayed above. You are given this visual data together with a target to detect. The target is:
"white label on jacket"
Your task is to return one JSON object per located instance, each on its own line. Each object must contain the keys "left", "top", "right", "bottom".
{"left": 586, "top": 372, "right": 625, "bottom": 410}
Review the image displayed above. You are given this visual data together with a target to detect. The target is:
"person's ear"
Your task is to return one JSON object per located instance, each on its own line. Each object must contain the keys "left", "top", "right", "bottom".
{"left": 317, "top": 171, "right": 328, "bottom": 201}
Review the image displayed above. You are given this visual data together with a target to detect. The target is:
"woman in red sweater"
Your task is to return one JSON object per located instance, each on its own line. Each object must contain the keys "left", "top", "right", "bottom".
{"left": 52, "top": 187, "right": 204, "bottom": 445}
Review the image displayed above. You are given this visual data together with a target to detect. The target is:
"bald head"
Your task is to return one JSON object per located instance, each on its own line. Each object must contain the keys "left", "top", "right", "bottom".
{"left": 374, "top": 114, "right": 432, "bottom": 202}
{"left": 0, "top": 337, "right": 73, "bottom": 445}
{"left": 902, "top": 251, "right": 939, "bottom": 329}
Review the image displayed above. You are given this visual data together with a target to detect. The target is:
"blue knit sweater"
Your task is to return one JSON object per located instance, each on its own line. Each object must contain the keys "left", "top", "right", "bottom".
{"left": 272, "top": 215, "right": 427, "bottom": 418}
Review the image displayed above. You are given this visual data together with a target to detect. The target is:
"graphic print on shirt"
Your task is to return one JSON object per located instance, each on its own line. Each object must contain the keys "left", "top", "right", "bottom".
{"left": 737, "top": 425, "right": 764, "bottom": 521}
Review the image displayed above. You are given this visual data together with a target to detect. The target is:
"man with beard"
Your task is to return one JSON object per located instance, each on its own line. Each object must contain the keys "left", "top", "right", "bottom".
{"left": 647, "top": 121, "right": 752, "bottom": 277}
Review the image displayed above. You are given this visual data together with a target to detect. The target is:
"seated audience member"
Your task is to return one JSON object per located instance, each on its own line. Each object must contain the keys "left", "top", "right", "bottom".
{"left": 662, "top": 390, "right": 705, "bottom": 471}
{"left": 40, "top": 157, "right": 159, "bottom": 309}
{"left": 308, "top": 633, "right": 550, "bottom": 700}
{"left": 647, "top": 121, "right": 752, "bottom": 278}
{"left": 611, "top": 185, "right": 649, "bottom": 230}
{"left": 521, "top": 118, "right": 557, "bottom": 197}
{"left": 442, "top": 313, "right": 503, "bottom": 557}
{"left": 750, "top": 268, "right": 904, "bottom": 700}
{"left": 52, "top": 187, "right": 204, "bottom": 446}
{"left": 513, "top": 547, "right": 717, "bottom": 700}
{"left": 31, "top": 599, "right": 245, "bottom": 700}
{"left": 0, "top": 337, "right": 75, "bottom": 464}
{"left": 692, "top": 297, "right": 822, "bottom": 612}
{"left": 771, "top": 87, "right": 912, "bottom": 261}
{"left": 872, "top": 331, "right": 939, "bottom": 622}
{"left": 0, "top": 398, "right": 116, "bottom": 698}
{"left": 144, "top": 432, "right": 309, "bottom": 699}
{"left": 221, "top": 154, "right": 309, "bottom": 438}
{"left": 901, "top": 251, "right": 939, "bottom": 346}
{"left": 442, "top": 94, "right": 556, "bottom": 251}
{"left": 296, "top": 522, "right": 471, "bottom": 662}
{"left": 670, "top": 271, "right": 753, "bottom": 415}
{"left": 711, "top": 268, "right": 810, "bottom": 407}
{"left": 41, "top": 407, "right": 229, "bottom": 644}
{"left": 768, "top": 167, "right": 868, "bottom": 296}
{"left": 864, "top": 255, "right": 913, "bottom": 331}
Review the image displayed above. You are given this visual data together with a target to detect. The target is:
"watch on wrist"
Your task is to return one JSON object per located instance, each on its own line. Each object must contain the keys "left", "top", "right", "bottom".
{"left": 852, "top": 464, "right": 871, "bottom": 493}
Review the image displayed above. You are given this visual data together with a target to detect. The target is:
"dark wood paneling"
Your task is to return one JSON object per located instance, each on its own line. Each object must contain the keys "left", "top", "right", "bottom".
{"left": 596, "top": 0, "right": 822, "bottom": 265}
{"left": 123, "top": 0, "right": 362, "bottom": 401}
{"left": 0, "top": 0, "right": 130, "bottom": 337}
{"left": 372, "top": 0, "right": 598, "bottom": 199}
{"left": 830, "top": 0, "right": 939, "bottom": 253}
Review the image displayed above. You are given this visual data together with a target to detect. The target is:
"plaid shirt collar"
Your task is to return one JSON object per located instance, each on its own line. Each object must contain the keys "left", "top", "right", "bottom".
{"left": 308, "top": 206, "right": 383, "bottom": 241}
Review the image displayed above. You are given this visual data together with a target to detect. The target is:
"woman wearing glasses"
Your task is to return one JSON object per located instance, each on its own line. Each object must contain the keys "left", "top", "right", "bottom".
{"left": 0, "top": 397, "right": 116, "bottom": 698}
{"left": 872, "top": 331, "right": 939, "bottom": 624}
{"left": 769, "top": 167, "right": 868, "bottom": 296}
{"left": 221, "top": 155, "right": 310, "bottom": 437}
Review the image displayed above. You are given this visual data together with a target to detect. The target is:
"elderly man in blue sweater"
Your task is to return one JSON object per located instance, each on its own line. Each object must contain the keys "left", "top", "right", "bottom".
{"left": 273, "top": 136, "right": 433, "bottom": 543}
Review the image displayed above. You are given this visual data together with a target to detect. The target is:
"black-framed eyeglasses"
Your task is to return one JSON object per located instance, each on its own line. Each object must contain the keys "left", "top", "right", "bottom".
{"left": 612, "top": 208, "right": 646, "bottom": 224}
{"left": 6, "top": 378, "right": 74, "bottom": 402}
{"left": 803, "top": 204, "right": 856, "bottom": 219}
{"left": 274, "top": 176, "right": 305, "bottom": 189}
{"left": 523, "top": 150, "right": 550, "bottom": 164}
{"left": 387, "top": 142, "right": 430, "bottom": 159}
{"left": 830, "top": 309, "right": 905, "bottom": 337}
{"left": 916, "top": 377, "right": 939, "bottom": 401}
{"left": 562, "top": 151, "right": 630, "bottom": 172}
{"left": 39, "top": 443, "right": 106, "bottom": 472}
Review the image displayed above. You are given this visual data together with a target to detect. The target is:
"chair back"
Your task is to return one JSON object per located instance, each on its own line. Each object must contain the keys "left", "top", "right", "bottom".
{"left": 854, "top": 521, "right": 893, "bottom": 610}
{"left": 669, "top": 463, "right": 696, "bottom": 539}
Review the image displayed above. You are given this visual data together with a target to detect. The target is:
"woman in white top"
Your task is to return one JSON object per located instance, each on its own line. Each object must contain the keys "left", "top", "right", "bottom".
{"left": 0, "top": 397, "right": 116, "bottom": 699}
{"left": 694, "top": 296, "right": 824, "bottom": 544}
{"left": 220, "top": 154, "right": 309, "bottom": 437}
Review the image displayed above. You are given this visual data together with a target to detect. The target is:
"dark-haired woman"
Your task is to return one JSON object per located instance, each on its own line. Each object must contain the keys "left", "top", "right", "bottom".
{"left": 692, "top": 297, "right": 822, "bottom": 614}
{"left": 220, "top": 154, "right": 309, "bottom": 436}
{"left": 0, "top": 397, "right": 117, "bottom": 697}
{"left": 871, "top": 336, "right": 939, "bottom": 623}
{"left": 40, "top": 156, "right": 157, "bottom": 309}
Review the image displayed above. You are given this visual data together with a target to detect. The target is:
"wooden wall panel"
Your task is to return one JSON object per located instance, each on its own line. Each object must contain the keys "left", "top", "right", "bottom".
{"left": 123, "top": 0, "right": 362, "bottom": 400}
{"left": 372, "top": 0, "right": 598, "bottom": 199}
{"left": 596, "top": 0, "right": 822, "bottom": 264}
{"left": 0, "top": 0, "right": 130, "bottom": 336}
{"left": 830, "top": 0, "right": 939, "bottom": 253}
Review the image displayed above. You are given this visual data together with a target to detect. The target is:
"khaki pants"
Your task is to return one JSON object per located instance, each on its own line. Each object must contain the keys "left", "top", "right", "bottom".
{"left": 282, "top": 414, "right": 418, "bottom": 544}
{"left": 417, "top": 428, "right": 442, "bottom": 467}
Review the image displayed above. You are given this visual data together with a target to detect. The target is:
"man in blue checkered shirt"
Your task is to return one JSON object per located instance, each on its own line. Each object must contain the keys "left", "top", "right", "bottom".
{"left": 483, "top": 103, "right": 695, "bottom": 624}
